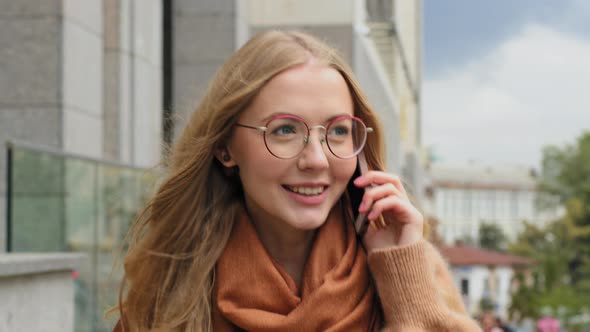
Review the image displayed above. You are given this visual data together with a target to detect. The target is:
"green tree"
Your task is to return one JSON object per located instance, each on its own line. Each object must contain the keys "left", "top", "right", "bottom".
{"left": 478, "top": 222, "right": 507, "bottom": 251}
{"left": 508, "top": 131, "right": 590, "bottom": 326}
{"left": 507, "top": 220, "right": 582, "bottom": 323}
{"left": 538, "top": 131, "right": 590, "bottom": 291}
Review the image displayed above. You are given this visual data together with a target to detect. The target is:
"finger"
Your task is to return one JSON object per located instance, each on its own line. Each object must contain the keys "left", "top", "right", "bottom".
{"left": 354, "top": 171, "right": 408, "bottom": 198}
{"left": 367, "top": 195, "right": 412, "bottom": 221}
{"left": 363, "top": 172, "right": 407, "bottom": 197}
{"left": 359, "top": 183, "right": 403, "bottom": 213}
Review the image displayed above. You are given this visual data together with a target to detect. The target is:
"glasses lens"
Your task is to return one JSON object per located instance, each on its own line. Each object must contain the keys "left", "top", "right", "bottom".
{"left": 326, "top": 117, "right": 367, "bottom": 158}
{"left": 264, "top": 117, "right": 308, "bottom": 158}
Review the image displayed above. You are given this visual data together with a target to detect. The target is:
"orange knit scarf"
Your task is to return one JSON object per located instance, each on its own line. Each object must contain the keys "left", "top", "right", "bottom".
{"left": 212, "top": 204, "right": 382, "bottom": 331}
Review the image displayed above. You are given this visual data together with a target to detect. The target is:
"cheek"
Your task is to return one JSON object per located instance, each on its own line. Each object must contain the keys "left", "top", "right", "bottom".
{"left": 230, "top": 140, "right": 286, "bottom": 185}
{"left": 332, "top": 159, "right": 357, "bottom": 184}
{"left": 228, "top": 132, "right": 268, "bottom": 169}
{"left": 241, "top": 160, "right": 285, "bottom": 186}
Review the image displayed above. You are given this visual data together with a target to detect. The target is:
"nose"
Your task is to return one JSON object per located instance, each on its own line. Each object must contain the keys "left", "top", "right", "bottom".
{"left": 297, "top": 128, "right": 329, "bottom": 170}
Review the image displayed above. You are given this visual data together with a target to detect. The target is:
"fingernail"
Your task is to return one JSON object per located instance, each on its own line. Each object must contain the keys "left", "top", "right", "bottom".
{"left": 354, "top": 176, "right": 364, "bottom": 184}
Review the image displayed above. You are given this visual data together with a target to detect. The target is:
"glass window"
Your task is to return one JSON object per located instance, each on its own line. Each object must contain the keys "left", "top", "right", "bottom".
{"left": 461, "top": 278, "right": 469, "bottom": 296}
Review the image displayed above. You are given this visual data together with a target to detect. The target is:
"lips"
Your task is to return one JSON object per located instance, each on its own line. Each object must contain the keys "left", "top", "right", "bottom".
{"left": 284, "top": 185, "right": 327, "bottom": 196}
{"left": 282, "top": 184, "right": 329, "bottom": 206}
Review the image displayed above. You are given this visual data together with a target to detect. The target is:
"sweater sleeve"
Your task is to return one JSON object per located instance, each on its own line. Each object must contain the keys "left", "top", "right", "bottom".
{"left": 367, "top": 240, "right": 482, "bottom": 332}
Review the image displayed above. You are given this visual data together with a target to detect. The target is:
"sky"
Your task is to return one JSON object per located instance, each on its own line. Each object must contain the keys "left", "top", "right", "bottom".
{"left": 422, "top": 0, "right": 590, "bottom": 169}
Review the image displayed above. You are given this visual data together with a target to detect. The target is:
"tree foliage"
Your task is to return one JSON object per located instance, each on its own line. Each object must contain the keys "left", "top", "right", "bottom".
{"left": 508, "top": 131, "right": 590, "bottom": 326}
{"left": 478, "top": 222, "right": 508, "bottom": 251}
{"left": 538, "top": 132, "right": 590, "bottom": 233}
{"left": 538, "top": 132, "right": 590, "bottom": 291}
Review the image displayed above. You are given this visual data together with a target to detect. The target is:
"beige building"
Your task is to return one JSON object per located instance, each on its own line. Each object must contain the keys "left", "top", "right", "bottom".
{"left": 425, "top": 163, "right": 561, "bottom": 244}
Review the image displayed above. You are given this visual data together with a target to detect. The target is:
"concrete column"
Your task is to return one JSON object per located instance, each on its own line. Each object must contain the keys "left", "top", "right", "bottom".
{"left": 104, "top": 0, "right": 162, "bottom": 167}
{"left": 61, "top": 0, "right": 104, "bottom": 158}
{"left": 128, "top": 0, "right": 163, "bottom": 166}
{"left": 104, "top": 0, "right": 122, "bottom": 161}
{"left": 173, "top": 0, "right": 237, "bottom": 138}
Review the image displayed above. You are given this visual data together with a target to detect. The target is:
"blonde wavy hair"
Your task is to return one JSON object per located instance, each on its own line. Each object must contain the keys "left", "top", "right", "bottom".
{"left": 112, "top": 30, "right": 388, "bottom": 331}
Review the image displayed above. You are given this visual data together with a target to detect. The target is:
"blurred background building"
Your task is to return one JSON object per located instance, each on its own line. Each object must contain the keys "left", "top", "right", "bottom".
{"left": 422, "top": 163, "right": 564, "bottom": 324}
{"left": 0, "top": 0, "right": 424, "bottom": 330}
{"left": 423, "top": 163, "right": 561, "bottom": 244}
{"left": 439, "top": 241, "right": 534, "bottom": 319}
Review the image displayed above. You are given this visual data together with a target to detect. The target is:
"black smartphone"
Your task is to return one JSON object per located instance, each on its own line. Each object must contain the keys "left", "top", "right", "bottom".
{"left": 346, "top": 151, "right": 371, "bottom": 236}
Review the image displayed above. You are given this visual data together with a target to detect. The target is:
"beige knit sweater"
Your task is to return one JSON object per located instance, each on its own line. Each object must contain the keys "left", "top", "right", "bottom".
{"left": 368, "top": 240, "right": 482, "bottom": 331}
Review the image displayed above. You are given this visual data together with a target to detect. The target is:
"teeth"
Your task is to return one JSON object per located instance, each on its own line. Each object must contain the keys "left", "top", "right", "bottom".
{"left": 287, "top": 186, "right": 325, "bottom": 196}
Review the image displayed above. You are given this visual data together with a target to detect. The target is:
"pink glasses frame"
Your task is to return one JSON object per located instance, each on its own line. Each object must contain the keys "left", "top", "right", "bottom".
{"left": 234, "top": 114, "right": 373, "bottom": 159}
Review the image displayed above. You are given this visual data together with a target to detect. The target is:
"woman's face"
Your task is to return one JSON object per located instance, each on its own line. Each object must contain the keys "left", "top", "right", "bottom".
{"left": 225, "top": 62, "right": 357, "bottom": 233}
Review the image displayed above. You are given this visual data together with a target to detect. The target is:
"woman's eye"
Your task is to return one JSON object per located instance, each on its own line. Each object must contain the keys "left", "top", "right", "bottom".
{"left": 273, "top": 125, "right": 297, "bottom": 135}
{"left": 330, "top": 126, "right": 349, "bottom": 136}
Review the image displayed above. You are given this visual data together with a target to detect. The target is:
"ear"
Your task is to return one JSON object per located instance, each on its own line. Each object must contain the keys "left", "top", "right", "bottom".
{"left": 214, "top": 146, "right": 237, "bottom": 167}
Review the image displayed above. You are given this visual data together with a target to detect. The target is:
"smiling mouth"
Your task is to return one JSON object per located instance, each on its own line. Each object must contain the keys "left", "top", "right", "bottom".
{"left": 283, "top": 185, "right": 327, "bottom": 196}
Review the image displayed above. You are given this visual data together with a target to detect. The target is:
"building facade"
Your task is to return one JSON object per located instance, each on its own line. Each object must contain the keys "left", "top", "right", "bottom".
{"left": 0, "top": 0, "right": 163, "bottom": 252}
{"left": 440, "top": 244, "right": 533, "bottom": 319}
{"left": 425, "top": 163, "right": 560, "bottom": 244}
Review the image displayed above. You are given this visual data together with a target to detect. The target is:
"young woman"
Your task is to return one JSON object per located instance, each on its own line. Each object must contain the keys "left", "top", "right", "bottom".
{"left": 113, "top": 30, "right": 481, "bottom": 331}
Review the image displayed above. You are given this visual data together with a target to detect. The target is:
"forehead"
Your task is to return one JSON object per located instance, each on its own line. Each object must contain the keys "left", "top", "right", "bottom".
{"left": 241, "top": 63, "right": 354, "bottom": 123}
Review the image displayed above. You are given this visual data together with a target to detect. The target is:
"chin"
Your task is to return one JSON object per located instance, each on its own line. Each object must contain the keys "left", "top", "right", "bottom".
{"left": 287, "top": 206, "right": 333, "bottom": 231}
{"left": 291, "top": 219, "right": 325, "bottom": 231}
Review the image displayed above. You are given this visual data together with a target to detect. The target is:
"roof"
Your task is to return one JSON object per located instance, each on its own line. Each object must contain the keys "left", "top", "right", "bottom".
{"left": 439, "top": 244, "right": 534, "bottom": 267}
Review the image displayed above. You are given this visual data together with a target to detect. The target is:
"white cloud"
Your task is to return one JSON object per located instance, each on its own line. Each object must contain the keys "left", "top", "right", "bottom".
{"left": 423, "top": 24, "right": 590, "bottom": 169}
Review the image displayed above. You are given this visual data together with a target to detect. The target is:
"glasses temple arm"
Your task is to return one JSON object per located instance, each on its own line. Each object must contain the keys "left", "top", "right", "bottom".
{"left": 234, "top": 123, "right": 267, "bottom": 132}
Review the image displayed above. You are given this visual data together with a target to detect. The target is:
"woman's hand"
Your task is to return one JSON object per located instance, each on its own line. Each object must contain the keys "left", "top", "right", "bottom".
{"left": 353, "top": 171, "right": 424, "bottom": 254}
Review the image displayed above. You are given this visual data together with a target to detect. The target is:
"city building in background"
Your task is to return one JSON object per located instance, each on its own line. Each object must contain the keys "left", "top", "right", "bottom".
{"left": 424, "top": 163, "right": 561, "bottom": 244}
{"left": 1, "top": 0, "right": 424, "bottom": 331}
{"left": 440, "top": 242, "right": 533, "bottom": 319}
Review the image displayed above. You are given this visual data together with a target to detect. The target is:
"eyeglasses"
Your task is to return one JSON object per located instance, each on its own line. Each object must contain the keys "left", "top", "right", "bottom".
{"left": 235, "top": 115, "right": 373, "bottom": 159}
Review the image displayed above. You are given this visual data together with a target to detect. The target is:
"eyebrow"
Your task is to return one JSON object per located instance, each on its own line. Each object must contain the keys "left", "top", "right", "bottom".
{"left": 259, "top": 112, "right": 353, "bottom": 124}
